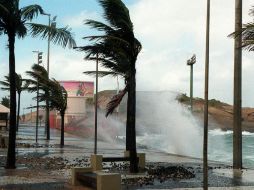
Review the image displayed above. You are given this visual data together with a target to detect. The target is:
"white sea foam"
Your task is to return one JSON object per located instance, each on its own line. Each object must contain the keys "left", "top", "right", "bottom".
{"left": 242, "top": 131, "right": 254, "bottom": 136}
{"left": 209, "top": 129, "right": 233, "bottom": 136}
{"left": 209, "top": 129, "right": 254, "bottom": 136}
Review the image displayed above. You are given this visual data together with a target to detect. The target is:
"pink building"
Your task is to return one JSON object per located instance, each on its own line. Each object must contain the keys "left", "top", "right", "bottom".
{"left": 50, "top": 81, "right": 94, "bottom": 130}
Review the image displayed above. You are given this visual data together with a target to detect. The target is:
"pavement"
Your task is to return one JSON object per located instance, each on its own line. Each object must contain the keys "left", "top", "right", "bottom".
{"left": 0, "top": 124, "right": 254, "bottom": 189}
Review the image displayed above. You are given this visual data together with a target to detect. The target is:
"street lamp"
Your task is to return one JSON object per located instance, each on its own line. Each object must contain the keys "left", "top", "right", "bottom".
{"left": 32, "top": 51, "right": 43, "bottom": 144}
{"left": 187, "top": 54, "right": 196, "bottom": 111}
{"left": 42, "top": 13, "right": 57, "bottom": 140}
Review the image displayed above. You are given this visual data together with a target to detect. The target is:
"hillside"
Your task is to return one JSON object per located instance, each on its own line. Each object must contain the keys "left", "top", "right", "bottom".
{"left": 177, "top": 93, "right": 254, "bottom": 132}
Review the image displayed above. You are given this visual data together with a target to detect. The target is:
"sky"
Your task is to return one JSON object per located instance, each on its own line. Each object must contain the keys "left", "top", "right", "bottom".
{"left": 0, "top": 0, "right": 254, "bottom": 113}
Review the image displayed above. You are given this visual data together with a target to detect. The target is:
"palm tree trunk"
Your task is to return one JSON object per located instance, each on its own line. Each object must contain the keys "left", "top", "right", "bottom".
{"left": 126, "top": 92, "right": 131, "bottom": 151}
{"left": 128, "top": 67, "right": 138, "bottom": 173}
{"left": 60, "top": 112, "right": 65, "bottom": 147}
{"left": 6, "top": 32, "right": 17, "bottom": 169}
{"left": 46, "top": 91, "right": 50, "bottom": 140}
{"left": 233, "top": 0, "right": 242, "bottom": 169}
{"left": 203, "top": 0, "right": 210, "bottom": 189}
{"left": 16, "top": 93, "right": 21, "bottom": 131}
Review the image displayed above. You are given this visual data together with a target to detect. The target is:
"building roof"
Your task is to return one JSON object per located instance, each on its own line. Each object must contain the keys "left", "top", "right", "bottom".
{"left": 0, "top": 104, "right": 10, "bottom": 113}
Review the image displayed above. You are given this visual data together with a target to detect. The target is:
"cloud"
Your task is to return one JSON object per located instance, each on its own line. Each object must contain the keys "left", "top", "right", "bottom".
{"left": 1, "top": 0, "right": 254, "bottom": 110}
{"left": 62, "top": 10, "right": 100, "bottom": 28}
{"left": 130, "top": 0, "right": 254, "bottom": 106}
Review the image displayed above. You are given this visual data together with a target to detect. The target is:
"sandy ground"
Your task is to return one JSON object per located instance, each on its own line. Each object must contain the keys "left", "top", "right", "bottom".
{"left": 1, "top": 125, "right": 254, "bottom": 190}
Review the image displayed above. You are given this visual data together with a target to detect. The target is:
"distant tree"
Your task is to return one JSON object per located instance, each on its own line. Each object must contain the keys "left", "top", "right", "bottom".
{"left": 0, "top": 0, "right": 76, "bottom": 168}
{"left": 38, "top": 79, "right": 67, "bottom": 147}
{"left": 0, "top": 73, "right": 29, "bottom": 131}
{"left": 1, "top": 96, "right": 10, "bottom": 108}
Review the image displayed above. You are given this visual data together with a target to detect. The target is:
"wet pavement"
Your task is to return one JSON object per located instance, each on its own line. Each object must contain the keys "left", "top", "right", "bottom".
{"left": 1, "top": 125, "right": 254, "bottom": 189}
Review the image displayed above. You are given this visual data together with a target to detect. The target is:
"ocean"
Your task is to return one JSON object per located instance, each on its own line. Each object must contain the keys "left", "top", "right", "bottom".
{"left": 133, "top": 91, "right": 254, "bottom": 168}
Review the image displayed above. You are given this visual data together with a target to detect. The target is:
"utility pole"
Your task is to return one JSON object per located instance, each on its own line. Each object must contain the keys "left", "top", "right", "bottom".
{"left": 233, "top": 0, "right": 242, "bottom": 170}
{"left": 187, "top": 54, "right": 196, "bottom": 111}
{"left": 94, "top": 53, "right": 99, "bottom": 154}
{"left": 33, "top": 51, "right": 43, "bottom": 144}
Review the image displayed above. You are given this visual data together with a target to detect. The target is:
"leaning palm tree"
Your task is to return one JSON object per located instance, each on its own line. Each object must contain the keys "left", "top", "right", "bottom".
{"left": 75, "top": 0, "right": 142, "bottom": 173}
{"left": 0, "top": 0, "right": 76, "bottom": 169}
{"left": 0, "top": 73, "right": 29, "bottom": 132}
{"left": 25, "top": 64, "right": 50, "bottom": 139}
{"left": 38, "top": 79, "right": 67, "bottom": 147}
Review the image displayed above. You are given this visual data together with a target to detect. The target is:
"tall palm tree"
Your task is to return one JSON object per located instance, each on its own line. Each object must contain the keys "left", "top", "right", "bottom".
{"left": 0, "top": 73, "right": 29, "bottom": 131}
{"left": 38, "top": 79, "right": 67, "bottom": 147}
{"left": 0, "top": 0, "right": 76, "bottom": 169}
{"left": 75, "top": 0, "right": 142, "bottom": 173}
{"left": 233, "top": 0, "right": 243, "bottom": 171}
{"left": 229, "top": 0, "right": 243, "bottom": 170}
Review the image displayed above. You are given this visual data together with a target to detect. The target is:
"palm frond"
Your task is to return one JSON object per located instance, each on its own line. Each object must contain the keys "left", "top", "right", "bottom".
{"left": 229, "top": 22, "right": 254, "bottom": 51}
{"left": 84, "top": 70, "right": 120, "bottom": 77}
{"left": 0, "top": 81, "right": 10, "bottom": 89}
{"left": 21, "top": 4, "right": 44, "bottom": 21}
{"left": 0, "top": 3, "right": 9, "bottom": 14}
{"left": 106, "top": 85, "right": 127, "bottom": 117}
{"left": 28, "top": 23, "right": 76, "bottom": 48}
{"left": 99, "top": 0, "right": 133, "bottom": 31}
{"left": 85, "top": 19, "right": 115, "bottom": 32}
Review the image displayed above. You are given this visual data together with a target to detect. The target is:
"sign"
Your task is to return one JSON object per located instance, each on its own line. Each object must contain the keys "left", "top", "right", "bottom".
{"left": 59, "top": 81, "right": 94, "bottom": 98}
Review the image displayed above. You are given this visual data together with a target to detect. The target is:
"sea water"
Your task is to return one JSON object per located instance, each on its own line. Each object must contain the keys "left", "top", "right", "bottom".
{"left": 209, "top": 129, "right": 254, "bottom": 168}
{"left": 132, "top": 91, "right": 254, "bottom": 168}
{"left": 102, "top": 91, "right": 254, "bottom": 168}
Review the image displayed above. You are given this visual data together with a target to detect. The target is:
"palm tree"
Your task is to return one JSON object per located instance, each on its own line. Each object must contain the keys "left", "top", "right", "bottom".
{"left": 0, "top": 0, "right": 76, "bottom": 169}
{"left": 1, "top": 96, "right": 10, "bottom": 108}
{"left": 38, "top": 79, "right": 67, "bottom": 147}
{"left": 0, "top": 74, "right": 29, "bottom": 131}
{"left": 229, "top": 0, "right": 243, "bottom": 170}
{"left": 203, "top": 0, "right": 210, "bottom": 189}
{"left": 75, "top": 0, "right": 142, "bottom": 173}
{"left": 25, "top": 64, "right": 50, "bottom": 139}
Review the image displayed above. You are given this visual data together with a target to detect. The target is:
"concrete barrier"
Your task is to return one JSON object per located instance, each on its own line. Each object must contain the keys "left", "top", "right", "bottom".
{"left": 72, "top": 167, "right": 121, "bottom": 190}
{"left": 96, "top": 171, "right": 121, "bottom": 190}
{"left": 91, "top": 154, "right": 103, "bottom": 171}
{"left": 71, "top": 167, "right": 93, "bottom": 186}
{"left": 0, "top": 135, "right": 8, "bottom": 148}
{"left": 124, "top": 151, "right": 146, "bottom": 169}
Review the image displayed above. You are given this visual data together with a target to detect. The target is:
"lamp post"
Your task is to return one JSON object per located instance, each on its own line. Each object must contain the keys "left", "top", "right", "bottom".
{"left": 32, "top": 51, "right": 43, "bottom": 144}
{"left": 41, "top": 12, "right": 51, "bottom": 75}
{"left": 187, "top": 54, "right": 196, "bottom": 111}
{"left": 42, "top": 13, "right": 56, "bottom": 140}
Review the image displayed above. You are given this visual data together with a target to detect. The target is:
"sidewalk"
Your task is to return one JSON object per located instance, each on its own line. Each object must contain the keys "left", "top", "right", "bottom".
{"left": 1, "top": 125, "right": 254, "bottom": 190}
